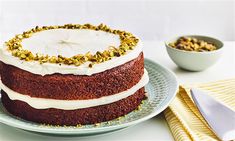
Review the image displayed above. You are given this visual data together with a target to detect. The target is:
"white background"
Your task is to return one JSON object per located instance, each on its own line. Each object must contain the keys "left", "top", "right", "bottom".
{"left": 0, "top": 0, "right": 234, "bottom": 42}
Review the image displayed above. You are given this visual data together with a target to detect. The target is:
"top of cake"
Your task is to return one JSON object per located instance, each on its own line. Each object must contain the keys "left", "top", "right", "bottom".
{"left": 0, "top": 24, "right": 143, "bottom": 75}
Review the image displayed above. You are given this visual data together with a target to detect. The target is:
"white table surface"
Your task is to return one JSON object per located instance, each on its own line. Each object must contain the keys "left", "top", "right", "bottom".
{"left": 0, "top": 41, "right": 234, "bottom": 141}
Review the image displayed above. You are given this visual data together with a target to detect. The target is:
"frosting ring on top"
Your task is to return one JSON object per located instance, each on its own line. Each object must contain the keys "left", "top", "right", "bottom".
{"left": 4, "top": 23, "right": 139, "bottom": 68}
{"left": 0, "top": 24, "right": 143, "bottom": 76}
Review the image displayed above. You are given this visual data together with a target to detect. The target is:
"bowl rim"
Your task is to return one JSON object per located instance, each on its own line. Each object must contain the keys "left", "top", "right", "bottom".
{"left": 165, "top": 35, "right": 224, "bottom": 54}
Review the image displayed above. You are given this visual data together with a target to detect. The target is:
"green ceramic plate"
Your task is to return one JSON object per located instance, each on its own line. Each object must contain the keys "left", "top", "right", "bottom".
{"left": 0, "top": 59, "right": 178, "bottom": 136}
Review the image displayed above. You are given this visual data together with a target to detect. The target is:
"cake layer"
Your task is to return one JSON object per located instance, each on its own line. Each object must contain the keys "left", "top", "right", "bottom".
{"left": 1, "top": 88, "right": 146, "bottom": 125}
{"left": 0, "top": 69, "right": 148, "bottom": 110}
{"left": 0, "top": 53, "right": 144, "bottom": 100}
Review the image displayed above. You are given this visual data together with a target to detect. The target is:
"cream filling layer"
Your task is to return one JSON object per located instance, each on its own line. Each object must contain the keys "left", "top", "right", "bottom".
{"left": 0, "top": 69, "right": 149, "bottom": 110}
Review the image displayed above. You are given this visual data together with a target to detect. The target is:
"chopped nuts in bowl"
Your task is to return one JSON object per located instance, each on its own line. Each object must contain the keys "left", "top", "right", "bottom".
{"left": 165, "top": 35, "right": 224, "bottom": 71}
{"left": 168, "top": 36, "right": 217, "bottom": 52}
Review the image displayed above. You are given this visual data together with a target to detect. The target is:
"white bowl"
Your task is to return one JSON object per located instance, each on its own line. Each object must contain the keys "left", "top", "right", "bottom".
{"left": 165, "top": 35, "right": 224, "bottom": 71}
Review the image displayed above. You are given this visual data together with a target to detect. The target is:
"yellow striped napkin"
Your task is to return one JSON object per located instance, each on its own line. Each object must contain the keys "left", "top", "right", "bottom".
{"left": 164, "top": 79, "right": 235, "bottom": 141}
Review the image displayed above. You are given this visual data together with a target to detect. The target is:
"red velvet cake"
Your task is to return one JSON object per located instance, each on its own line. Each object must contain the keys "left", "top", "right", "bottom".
{"left": 0, "top": 24, "right": 149, "bottom": 126}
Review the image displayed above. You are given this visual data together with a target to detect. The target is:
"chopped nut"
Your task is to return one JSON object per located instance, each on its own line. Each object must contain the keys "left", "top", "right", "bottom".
{"left": 169, "top": 37, "right": 217, "bottom": 52}
{"left": 88, "top": 63, "right": 94, "bottom": 68}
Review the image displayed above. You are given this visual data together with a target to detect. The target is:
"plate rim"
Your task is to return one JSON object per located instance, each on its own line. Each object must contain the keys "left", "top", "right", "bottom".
{"left": 0, "top": 58, "right": 179, "bottom": 134}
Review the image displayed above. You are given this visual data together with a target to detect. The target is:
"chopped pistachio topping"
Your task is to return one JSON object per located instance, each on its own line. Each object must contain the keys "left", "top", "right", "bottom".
{"left": 5, "top": 23, "right": 139, "bottom": 67}
{"left": 169, "top": 36, "right": 217, "bottom": 52}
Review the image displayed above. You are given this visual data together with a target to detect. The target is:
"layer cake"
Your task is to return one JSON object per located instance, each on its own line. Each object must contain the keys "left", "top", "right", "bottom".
{"left": 0, "top": 24, "right": 149, "bottom": 126}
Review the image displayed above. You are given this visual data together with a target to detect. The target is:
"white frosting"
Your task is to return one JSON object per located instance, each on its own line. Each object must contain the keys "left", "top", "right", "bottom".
{"left": 0, "top": 69, "right": 149, "bottom": 110}
{"left": 0, "top": 29, "right": 142, "bottom": 76}
{"left": 22, "top": 29, "right": 121, "bottom": 57}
